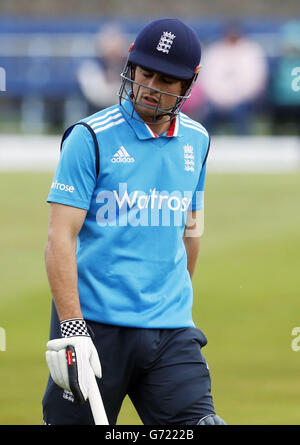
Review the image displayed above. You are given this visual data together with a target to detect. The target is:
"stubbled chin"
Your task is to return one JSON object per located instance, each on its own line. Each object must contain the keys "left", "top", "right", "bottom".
{"left": 135, "top": 106, "right": 168, "bottom": 124}
{"left": 135, "top": 103, "right": 155, "bottom": 116}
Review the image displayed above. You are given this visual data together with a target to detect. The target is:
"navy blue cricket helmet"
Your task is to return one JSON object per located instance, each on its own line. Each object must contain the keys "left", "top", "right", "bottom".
{"left": 118, "top": 18, "right": 202, "bottom": 123}
{"left": 128, "top": 18, "right": 201, "bottom": 80}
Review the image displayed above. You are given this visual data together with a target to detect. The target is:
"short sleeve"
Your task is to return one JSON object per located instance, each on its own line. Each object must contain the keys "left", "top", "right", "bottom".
{"left": 191, "top": 136, "right": 210, "bottom": 211}
{"left": 47, "top": 125, "right": 97, "bottom": 210}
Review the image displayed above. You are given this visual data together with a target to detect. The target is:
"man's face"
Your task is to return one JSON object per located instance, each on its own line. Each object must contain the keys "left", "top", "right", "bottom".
{"left": 132, "top": 66, "right": 183, "bottom": 122}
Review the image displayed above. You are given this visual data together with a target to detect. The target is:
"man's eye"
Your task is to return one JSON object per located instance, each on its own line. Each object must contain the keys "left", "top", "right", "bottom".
{"left": 161, "top": 77, "right": 176, "bottom": 84}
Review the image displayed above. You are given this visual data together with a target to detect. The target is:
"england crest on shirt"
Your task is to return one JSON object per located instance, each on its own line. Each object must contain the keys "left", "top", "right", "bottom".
{"left": 183, "top": 144, "right": 195, "bottom": 172}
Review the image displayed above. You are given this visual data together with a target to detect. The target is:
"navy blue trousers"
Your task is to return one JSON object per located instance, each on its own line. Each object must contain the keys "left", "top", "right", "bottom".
{"left": 42, "top": 303, "right": 215, "bottom": 425}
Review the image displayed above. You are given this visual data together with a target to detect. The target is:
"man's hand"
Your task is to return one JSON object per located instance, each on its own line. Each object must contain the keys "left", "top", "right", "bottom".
{"left": 45, "top": 319, "right": 102, "bottom": 403}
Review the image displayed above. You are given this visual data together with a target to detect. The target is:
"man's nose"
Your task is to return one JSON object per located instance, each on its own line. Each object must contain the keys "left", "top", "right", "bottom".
{"left": 147, "top": 74, "right": 160, "bottom": 91}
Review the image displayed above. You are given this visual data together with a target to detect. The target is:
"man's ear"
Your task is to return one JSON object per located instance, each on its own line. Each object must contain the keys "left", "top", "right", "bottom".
{"left": 181, "top": 80, "right": 191, "bottom": 96}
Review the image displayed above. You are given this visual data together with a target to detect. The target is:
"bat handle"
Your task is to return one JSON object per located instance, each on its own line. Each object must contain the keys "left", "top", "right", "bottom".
{"left": 88, "top": 369, "right": 109, "bottom": 425}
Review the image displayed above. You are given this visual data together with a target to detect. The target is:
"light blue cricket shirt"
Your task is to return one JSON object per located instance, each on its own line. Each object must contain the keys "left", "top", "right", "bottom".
{"left": 47, "top": 98, "right": 210, "bottom": 328}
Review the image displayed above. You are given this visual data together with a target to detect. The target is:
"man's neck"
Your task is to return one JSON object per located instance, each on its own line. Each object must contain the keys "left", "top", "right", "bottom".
{"left": 145, "top": 117, "right": 172, "bottom": 137}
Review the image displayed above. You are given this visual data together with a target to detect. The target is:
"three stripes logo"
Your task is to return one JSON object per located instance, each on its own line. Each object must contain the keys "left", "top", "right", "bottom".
{"left": 111, "top": 146, "right": 135, "bottom": 163}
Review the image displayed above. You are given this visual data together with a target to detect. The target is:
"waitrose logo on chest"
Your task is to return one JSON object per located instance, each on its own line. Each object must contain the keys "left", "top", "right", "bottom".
{"left": 97, "top": 186, "right": 192, "bottom": 212}
{"left": 95, "top": 183, "right": 201, "bottom": 228}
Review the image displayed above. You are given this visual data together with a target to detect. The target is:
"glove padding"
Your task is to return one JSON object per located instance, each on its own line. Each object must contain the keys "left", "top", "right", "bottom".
{"left": 46, "top": 336, "right": 102, "bottom": 402}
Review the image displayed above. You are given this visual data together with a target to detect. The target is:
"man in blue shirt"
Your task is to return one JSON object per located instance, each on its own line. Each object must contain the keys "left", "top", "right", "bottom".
{"left": 43, "top": 18, "right": 226, "bottom": 425}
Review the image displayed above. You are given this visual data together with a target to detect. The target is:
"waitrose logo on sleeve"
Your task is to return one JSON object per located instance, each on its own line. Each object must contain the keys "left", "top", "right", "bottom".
{"left": 51, "top": 181, "right": 75, "bottom": 193}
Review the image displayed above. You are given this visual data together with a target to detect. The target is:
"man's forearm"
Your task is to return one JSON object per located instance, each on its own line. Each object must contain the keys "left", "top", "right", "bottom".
{"left": 183, "top": 236, "right": 200, "bottom": 279}
{"left": 45, "top": 237, "right": 83, "bottom": 321}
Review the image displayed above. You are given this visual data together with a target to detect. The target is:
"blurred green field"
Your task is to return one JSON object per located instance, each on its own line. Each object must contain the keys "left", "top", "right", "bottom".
{"left": 0, "top": 170, "right": 300, "bottom": 425}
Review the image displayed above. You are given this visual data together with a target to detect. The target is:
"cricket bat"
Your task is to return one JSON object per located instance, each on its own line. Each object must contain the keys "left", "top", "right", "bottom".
{"left": 88, "top": 368, "right": 109, "bottom": 425}
{"left": 66, "top": 345, "right": 109, "bottom": 425}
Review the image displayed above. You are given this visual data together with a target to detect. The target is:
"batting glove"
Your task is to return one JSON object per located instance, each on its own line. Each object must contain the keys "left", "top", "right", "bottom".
{"left": 45, "top": 318, "right": 102, "bottom": 403}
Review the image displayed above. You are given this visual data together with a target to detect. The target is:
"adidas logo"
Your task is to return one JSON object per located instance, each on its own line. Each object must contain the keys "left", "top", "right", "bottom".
{"left": 111, "top": 146, "right": 135, "bottom": 163}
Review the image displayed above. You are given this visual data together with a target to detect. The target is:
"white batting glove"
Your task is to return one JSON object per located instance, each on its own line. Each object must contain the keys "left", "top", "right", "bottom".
{"left": 45, "top": 318, "right": 102, "bottom": 403}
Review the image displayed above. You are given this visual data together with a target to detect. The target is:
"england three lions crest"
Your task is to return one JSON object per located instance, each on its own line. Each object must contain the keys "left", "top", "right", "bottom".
{"left": 156, "top": 31, "right": 176, "bottom": 54}
{"left": 183, "top": 145, "right": 195, "bottom": 172}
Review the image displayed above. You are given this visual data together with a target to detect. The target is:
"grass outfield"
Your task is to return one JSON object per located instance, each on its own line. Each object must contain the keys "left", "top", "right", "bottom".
{"left": 0, "top": 171, "right": 300, "bottom": 425}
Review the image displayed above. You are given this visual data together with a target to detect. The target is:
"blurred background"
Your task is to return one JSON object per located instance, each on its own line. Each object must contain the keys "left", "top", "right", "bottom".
{"left": 0, "top": 0, "right": 300, "bottom": 425}
{"left": 1, "top": 2, "right": 300, "bottom": 136}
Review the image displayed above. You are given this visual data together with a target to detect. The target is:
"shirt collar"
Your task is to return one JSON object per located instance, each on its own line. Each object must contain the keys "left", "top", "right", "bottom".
{"left": 120, "top": 95, "right": 182, "bottom": 140}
